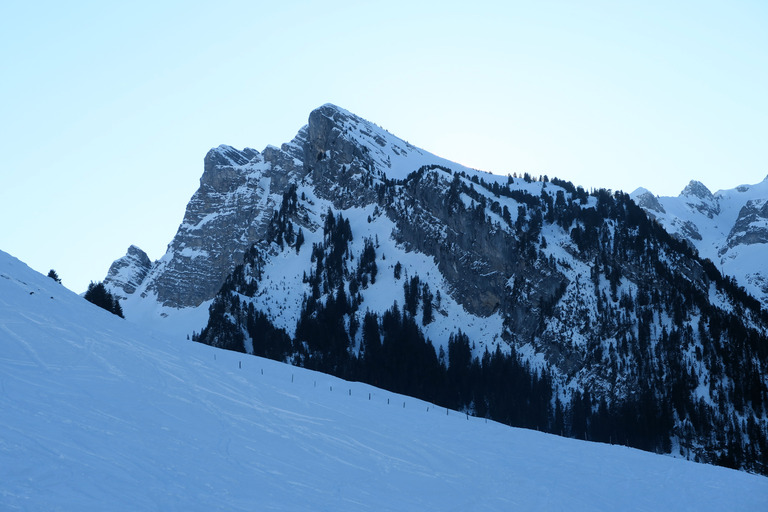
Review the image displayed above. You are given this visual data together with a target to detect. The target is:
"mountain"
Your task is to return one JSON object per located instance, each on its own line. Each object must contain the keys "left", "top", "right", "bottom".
{"left": 103, "top": 244, "right": 152, "bottom": 300}
{"left": 2, "top": 249, "right": 767, "bottom": 510}
{"left": 105, "top": 104, "right": 768, "bottom": 473}
{"left": 631, "top": 177, "right": 768, "bottom": 307}
{"left": 105, "top": 105, "right": 465, "bottom": 322}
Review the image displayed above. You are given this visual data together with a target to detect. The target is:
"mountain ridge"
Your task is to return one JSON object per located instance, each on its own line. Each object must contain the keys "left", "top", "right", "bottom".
{"left": 631, "top": 177, "right": 768, "bottom": 307}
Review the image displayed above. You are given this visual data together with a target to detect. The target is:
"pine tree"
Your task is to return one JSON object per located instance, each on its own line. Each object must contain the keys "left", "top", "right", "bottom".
{"left": 295, "top": 228, "right": 305, "bottom": 254}
{"left": 84, "top": 281, "right": 124, "bottom": 318}
{"left": 47, "top": 269, "right": 62, "bottom": 284}
{"left": 112, "top": 297, "right": 124, "bottom": 318}
{"left": 422, "top": 283, "right": 433, "bottom": 325}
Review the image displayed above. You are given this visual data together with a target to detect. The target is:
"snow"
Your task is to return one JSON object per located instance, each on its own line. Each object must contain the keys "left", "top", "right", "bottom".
{"left": 319, "top": 104, "right": 492, "bottom": 183}
{"left": 2, "top": 248, "right": 767, "bottom": 511}
{"left": 631, "top": 186, "right": 653, "bottom": 196}
{"left": 122, "top": 287, "right": 211, "bottom": 339}
{"left": 178, "top": 247, "right": 209, "bottom": 259}
{"left": 241, "top": 237, "right": 314, "bottom": 337}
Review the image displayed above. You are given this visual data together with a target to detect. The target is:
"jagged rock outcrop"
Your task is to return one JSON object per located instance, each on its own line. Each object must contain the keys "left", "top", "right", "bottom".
{"left": 631, "top": 187, "right": 665, "bottom": 214}
{"left": 103, "top": 245, "right": 152, "bottom": 300}
{"left": 681, "top": 180, "right": 720, "bottom": 218}
{"left": 137, "top": 138, "right": 309, "bottom": 308}
{"left": 723, "top": 198, "right": 768, "bottom": 251}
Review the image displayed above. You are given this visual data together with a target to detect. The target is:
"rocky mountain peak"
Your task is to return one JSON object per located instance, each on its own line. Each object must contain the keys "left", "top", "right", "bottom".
{"left": 679, "top": 180, "right": 719, "bottom": 218}
{"left": 307, "top": 103, "right": 431, "bottom": 177}
{"left": 681, "top": 179, "right": 714, "bottom": 200}
{"left": 630, "top": 187, "right": 665, "bottom": 214}
{"left": 103, "top": 245, "right": 152, "bottom": 300}
{"left": 112, "top": 105, "right": 380, "bottom": 309}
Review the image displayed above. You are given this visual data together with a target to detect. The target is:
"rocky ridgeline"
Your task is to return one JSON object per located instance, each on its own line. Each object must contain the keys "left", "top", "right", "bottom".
{"left": 631, "top": 177, "right": 768, "bottom": 307}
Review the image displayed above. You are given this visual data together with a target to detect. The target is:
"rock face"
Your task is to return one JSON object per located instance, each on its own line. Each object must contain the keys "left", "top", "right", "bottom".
{"left": 103, "top": 245, "right": 152, "bottom": 300}
{"left": 681, "top": 180, "right": 720, "bottom": 218}
{"left": 116, "top": 132, "right": 309, "bottom": 308}
{"left": 631, "top": 188, "right": 665, "bottom": 214}
{"left": 631, "top": 176, "right": 768, "bottom": 307}
{"left": 142, "top": 143, "right": 299, "bottom": 308}
{"left": 724, "top": 199, "right": 768, "bottom": 252}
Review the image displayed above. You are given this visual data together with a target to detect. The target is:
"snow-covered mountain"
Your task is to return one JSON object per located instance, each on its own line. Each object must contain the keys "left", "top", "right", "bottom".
{"left": 103, "top": 104, "right": 768, "bottom": 473}
{"left": 105, "top": 104, "right": 477, "bottom": 333}
{"left": 632, "top": 177, "right": 768, "bottom": 306}
{"left": 2, "top": 249, "right": 767, "bottom": 510}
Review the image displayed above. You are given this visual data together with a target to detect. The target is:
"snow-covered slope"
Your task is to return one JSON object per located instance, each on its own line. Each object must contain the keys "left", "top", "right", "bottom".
{"left": 632, "top": 177, "right": 768, "bottom": 306}
{"left": 3, "top": 249, "right": 766, "bottom": 511}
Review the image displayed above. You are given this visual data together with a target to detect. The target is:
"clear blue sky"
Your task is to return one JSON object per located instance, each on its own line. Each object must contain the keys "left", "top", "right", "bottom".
{"left": 2, "top": 1, "right": 766, "bottom": 293}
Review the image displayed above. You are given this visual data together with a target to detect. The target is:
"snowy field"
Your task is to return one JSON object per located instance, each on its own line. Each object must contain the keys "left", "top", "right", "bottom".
{"left": 1, "top": 249, "right": 766, "bottom": 511}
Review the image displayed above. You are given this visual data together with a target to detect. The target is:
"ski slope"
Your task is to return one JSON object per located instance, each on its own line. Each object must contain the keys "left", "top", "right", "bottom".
{"left": 1, "top": 249, "right": 766, "bottom": 511}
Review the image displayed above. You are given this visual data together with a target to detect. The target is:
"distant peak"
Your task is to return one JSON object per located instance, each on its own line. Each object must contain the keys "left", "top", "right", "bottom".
{"left": 630, "top": 187, "right": 653, "bottom": 198}
{"left": 631, "top": 187, "right": 665, "bottom": 214}
{"left": 680, "top": 180, "right": 713, "bottom": 200}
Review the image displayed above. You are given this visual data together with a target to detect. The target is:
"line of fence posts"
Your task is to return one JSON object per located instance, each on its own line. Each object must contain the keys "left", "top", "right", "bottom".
{"left": 226, "top": 355, "right": 490, "bottom": 425}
